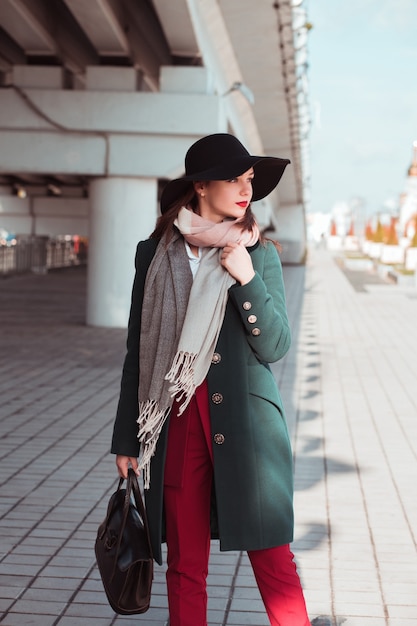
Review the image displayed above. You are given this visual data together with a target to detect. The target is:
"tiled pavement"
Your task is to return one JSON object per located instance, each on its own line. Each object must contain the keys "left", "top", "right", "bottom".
{"left": 0, "top": 247, "right": 416, "bottom": 626}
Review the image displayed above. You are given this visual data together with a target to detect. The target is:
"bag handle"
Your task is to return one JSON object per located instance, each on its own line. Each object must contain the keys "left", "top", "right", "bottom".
{"left": 127, "top": 468, "right": 153, "bottom": 559}
{"left": 101, "top": 469, "right": 153, "bottom": 580}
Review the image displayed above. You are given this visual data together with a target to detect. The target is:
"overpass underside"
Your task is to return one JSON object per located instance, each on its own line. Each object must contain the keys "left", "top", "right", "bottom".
{"left": 0, "top": 0, "right": 310, "bottom": 327}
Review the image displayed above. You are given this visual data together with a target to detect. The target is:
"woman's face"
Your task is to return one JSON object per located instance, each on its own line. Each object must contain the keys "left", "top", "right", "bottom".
{"left": 194, "top": 168, "right": 254, "bottom": 223}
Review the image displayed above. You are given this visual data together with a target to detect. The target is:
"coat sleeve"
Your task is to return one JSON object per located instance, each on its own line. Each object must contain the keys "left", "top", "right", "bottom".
{"left": 110, "top": 239, "right": 158, "bottom": 457}
{"left": 227, "top": 241, "right": 291, "bottom": 363}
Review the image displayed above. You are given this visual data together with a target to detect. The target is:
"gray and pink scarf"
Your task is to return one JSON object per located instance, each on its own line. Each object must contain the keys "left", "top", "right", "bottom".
{"left": 137, "top": 206, "right": 259, "bottom": 488}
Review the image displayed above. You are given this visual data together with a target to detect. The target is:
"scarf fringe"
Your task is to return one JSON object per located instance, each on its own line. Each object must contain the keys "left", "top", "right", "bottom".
{"left": 165, "top": 350, "right": 197, "bottom": 416}
{"left": 137, "top": 399, "right": 170, "bottom": 489}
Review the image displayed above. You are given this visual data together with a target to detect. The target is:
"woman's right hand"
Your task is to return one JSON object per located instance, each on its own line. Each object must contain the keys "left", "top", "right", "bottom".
{"left": 116, "top": 455, "right": 140, "bottom": 479}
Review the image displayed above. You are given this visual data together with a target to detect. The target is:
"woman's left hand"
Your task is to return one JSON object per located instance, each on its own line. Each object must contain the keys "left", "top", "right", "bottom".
{"left": 220, "top": 241, "right": 255, "bottom": 285}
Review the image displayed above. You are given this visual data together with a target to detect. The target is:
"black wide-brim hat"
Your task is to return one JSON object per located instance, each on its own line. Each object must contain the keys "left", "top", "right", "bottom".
{"left": 160, "top": 133, "right": 290, "bottom": 213}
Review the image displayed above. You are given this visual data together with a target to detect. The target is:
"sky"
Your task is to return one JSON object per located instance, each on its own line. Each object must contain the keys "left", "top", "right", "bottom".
{"left": 306, "top": 0, "right": 417, "bottom": 218}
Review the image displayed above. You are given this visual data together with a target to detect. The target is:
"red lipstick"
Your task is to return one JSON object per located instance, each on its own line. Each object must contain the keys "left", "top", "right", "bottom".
{"left": 236, "top": 201, "right": 248, "bottom": 208}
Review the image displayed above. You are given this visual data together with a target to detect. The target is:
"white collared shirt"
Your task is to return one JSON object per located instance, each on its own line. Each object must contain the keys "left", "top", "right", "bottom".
{"left": 184, "top": 240, "right": 201, "bottom": 278}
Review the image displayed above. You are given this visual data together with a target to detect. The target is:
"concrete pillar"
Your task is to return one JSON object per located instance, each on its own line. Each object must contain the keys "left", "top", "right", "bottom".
{"left": 268, "top": 203, "right": 307, "bottom": 264}
{"left": 87, "top": 177, "right": 157, "bottom": 327}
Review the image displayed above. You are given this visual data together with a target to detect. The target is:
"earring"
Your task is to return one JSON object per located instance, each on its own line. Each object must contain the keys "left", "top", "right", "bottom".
{"left": 200, "top": 193, "right": 205, "bottom": 197}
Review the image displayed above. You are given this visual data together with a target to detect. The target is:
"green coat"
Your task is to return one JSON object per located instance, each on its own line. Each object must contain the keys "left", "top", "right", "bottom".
{"left": 111, "top": 237, "right": 294, "bottom": 565}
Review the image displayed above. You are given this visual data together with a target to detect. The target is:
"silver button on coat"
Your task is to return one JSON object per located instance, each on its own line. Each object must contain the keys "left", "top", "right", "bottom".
{"left": 211, "top": 352, "right": 222, "bottom": 364}
{"left": 211, "top": 392, "right": 223, "bottom": 404}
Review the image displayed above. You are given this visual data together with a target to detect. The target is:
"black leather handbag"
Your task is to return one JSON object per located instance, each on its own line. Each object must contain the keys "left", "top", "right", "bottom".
{"left": 95, "top": 468, "right": 153, "bottom": 615}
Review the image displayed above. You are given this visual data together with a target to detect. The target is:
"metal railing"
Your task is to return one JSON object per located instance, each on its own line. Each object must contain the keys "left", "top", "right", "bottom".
{"left": 0, "top": 236, "right": 88, "bottom": 276}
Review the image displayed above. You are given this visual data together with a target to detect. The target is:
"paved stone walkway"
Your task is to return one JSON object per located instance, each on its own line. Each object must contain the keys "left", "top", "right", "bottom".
{"left": 0, "top": 247, "right": 416, "bottom": 626}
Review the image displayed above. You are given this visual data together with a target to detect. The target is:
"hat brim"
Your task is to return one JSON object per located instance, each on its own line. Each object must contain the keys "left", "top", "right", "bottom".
{"left": 160, "top": 156, "right": 290, "bottom": 213}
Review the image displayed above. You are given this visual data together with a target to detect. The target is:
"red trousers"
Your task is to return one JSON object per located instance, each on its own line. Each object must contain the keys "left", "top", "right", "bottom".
{"left": 163, "top": 382, "right": 310, "bottom": 626}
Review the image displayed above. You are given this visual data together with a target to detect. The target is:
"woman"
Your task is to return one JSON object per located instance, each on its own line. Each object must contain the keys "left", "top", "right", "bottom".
{"left": 111, "top": 133, "right": 310, "bottom": 626}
